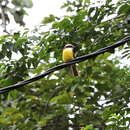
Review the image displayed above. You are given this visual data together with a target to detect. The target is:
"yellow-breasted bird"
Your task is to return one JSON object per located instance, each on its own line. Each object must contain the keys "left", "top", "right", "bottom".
{"left": 62, "top": 44, "right": 79, "bottom": 76}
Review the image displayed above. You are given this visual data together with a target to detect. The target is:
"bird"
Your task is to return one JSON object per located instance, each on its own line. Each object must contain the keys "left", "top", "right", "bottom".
{"left": 62, "top": 44, "right": 79, "bottom": 76}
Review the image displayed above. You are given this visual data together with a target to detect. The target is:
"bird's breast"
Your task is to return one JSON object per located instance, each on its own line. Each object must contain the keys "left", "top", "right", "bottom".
{"left": 62, "top": 48, "right": 74, "bottom": 62}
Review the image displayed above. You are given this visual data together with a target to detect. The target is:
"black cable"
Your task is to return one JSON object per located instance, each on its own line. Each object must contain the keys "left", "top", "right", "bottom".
{"left": 0, "top": 35, "right": 130, "bottom": 94}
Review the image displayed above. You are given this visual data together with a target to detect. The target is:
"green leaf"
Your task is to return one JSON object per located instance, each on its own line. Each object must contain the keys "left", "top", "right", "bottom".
{"left": 82, "top": 124, "right": 98, "bottom": 130}
{"left": 38, "top": 120, "right": 47, "bottom": 125}
{"left": 7, "top": 51, "right": 12, "bottom": 59}
{"left": 2, "top": 44, "right": 7, "bottom": 55}
{"left": 118, "top": 4, "right": 130, "bottom": 14}
{"left": 12, "top": 0, "right": 33, "bottom": 8}
{"left": 84, "top": 0, "right": 90, "bottom": 3}
{"left": 88, "top": 7, "right": 95, "bottom": 16}
{"left": 92, "top": 7, "right": 100, "bottom": 21}
{"left": 42, "top": 15, "right": 56, "bottom": 24}
{"left": 51, "top": 92, "right": 72, "bottom": 104}
{"left": 106, "top": 0, "right": 112, "bottom": 4}
{"left": 0, "top": 52, "right": 5, "bottom": 59}
{"left": 0, "top": 116, "right": 11, "bottom": 125}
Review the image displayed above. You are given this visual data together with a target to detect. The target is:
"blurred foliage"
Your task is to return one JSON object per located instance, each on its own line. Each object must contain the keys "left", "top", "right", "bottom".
{"left": 0, "top": 0, "right": 130, "bottom": 129}
{"left": 0, "top": 0, "right": 33, "bottom": 32}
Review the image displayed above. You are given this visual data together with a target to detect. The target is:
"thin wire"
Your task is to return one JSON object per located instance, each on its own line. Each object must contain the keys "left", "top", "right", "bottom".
{"left": 0, "top": 36, "right": 130, "bottom": 94}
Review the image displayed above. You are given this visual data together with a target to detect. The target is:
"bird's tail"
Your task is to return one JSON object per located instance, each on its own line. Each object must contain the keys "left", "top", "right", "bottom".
{"left": 70, "top": 64, "right": 79, "bottom": 76}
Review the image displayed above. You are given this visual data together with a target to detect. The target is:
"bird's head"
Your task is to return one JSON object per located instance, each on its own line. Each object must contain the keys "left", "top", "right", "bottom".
{"left": 64, "top": 44, "right": 75, "bottom": 49}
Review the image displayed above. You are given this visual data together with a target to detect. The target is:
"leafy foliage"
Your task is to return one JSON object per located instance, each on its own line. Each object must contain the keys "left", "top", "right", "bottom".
{"left": 0, "top": 0, "right": 130, "bottom": 130}
{"left": 0, "top": 0, "right": 33, "bottom": 32}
